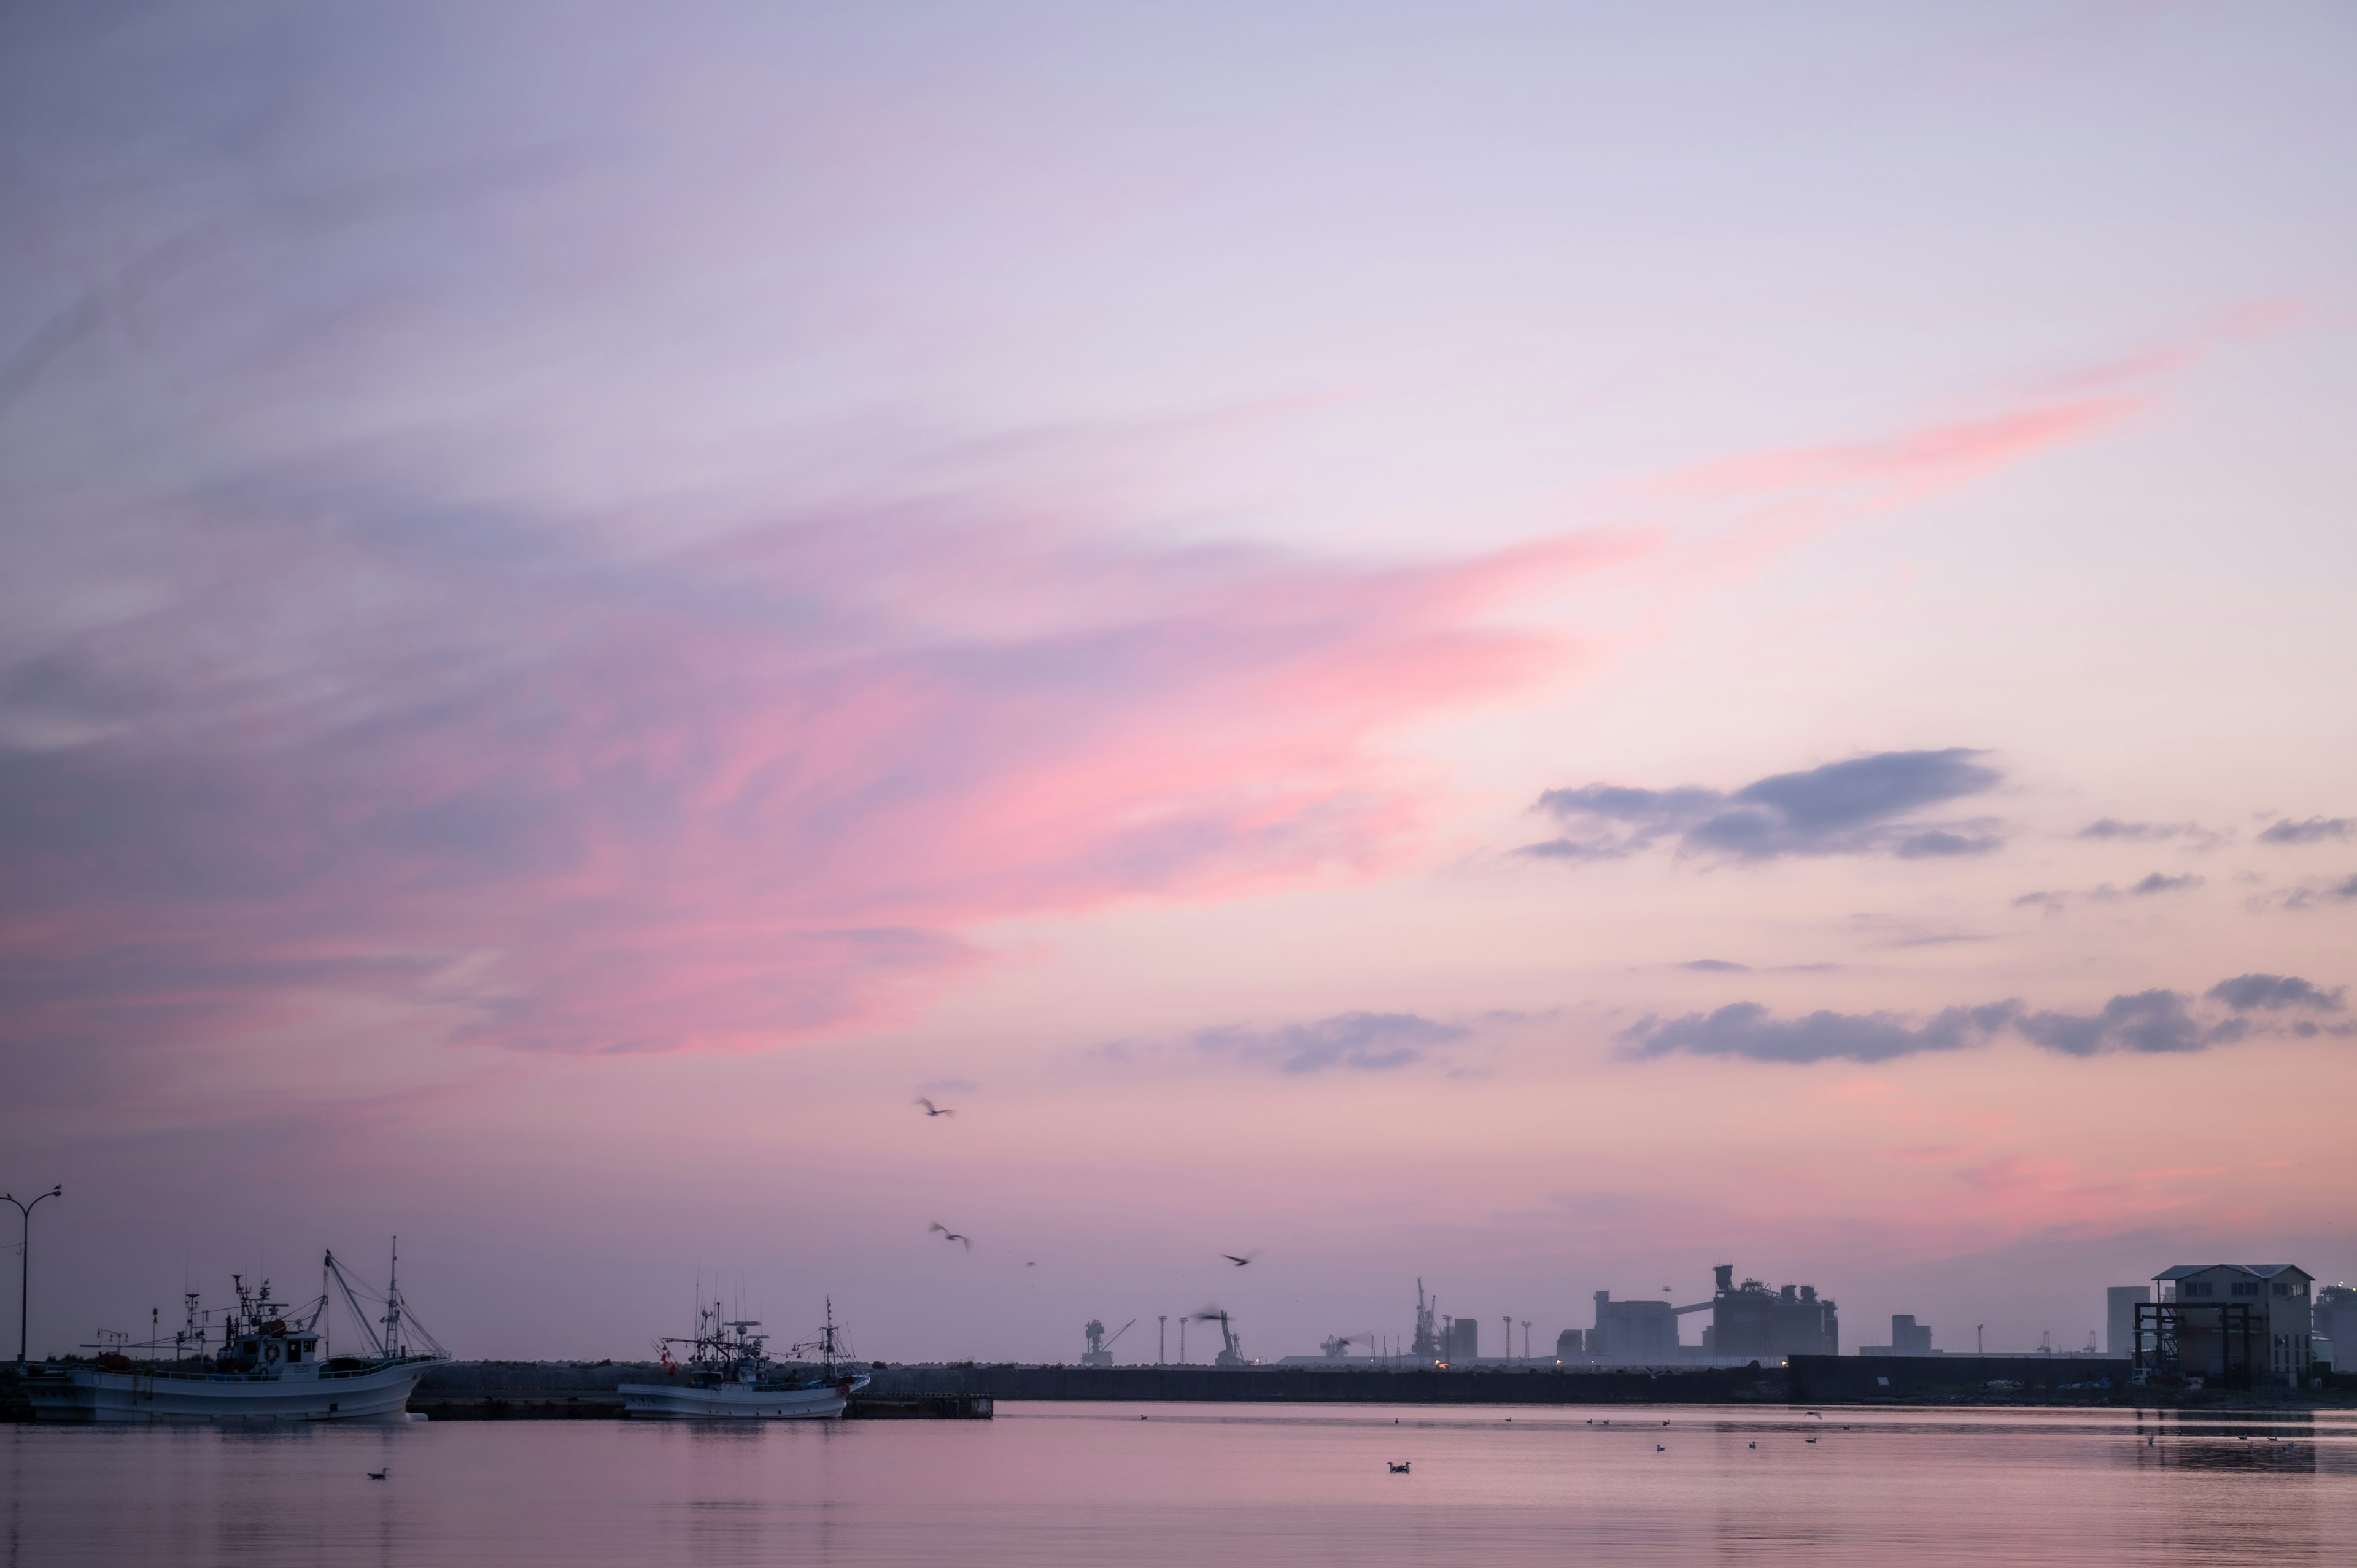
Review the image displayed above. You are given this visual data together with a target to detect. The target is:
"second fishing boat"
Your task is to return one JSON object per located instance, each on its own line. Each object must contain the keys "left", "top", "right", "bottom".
{"left": 619, "top": 1299, "right": 868, "bottom": 1419}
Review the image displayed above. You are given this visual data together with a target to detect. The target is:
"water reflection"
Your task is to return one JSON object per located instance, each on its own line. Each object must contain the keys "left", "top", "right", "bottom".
{"left": 2, "top": 1404, "right": 2353, "bottom": 1567}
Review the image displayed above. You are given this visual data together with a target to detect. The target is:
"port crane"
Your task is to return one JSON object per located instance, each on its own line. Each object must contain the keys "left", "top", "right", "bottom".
{"left": 1193, "top": 1308, "right": 1247, "bottom": 1367}
{"left": 1082, "top": 1318, "right": 1136, "bottom": 1365}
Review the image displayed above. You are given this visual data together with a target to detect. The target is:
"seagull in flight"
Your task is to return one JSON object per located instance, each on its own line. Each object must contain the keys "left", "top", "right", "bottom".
{"left": 1222, "top": 1252, "right": 1257, "bottom": 1267}
{"left": 928, "top": 1223, "right": 972, "bottom": 1251}
{"left": 915, "top": 1098, "right": 955, "bottom": 1118}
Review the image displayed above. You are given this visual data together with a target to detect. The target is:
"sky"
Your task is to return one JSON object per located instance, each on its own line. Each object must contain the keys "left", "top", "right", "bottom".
{"left": 2, "top": 0, "right": 2353, "bottom": 1365}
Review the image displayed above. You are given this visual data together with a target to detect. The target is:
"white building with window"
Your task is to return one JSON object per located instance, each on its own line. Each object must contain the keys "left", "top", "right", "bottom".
{"left": 2153, "top": 1264, "right": 2313, "bottom": 1387}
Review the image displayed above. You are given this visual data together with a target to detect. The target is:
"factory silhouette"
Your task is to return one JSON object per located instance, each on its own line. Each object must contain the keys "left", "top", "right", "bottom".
{"left": 1088, "top": 1259, "right": 2354, "bottom": 1392}
{"left": 1250, "top": 1264, "right": 1841, "bottom": 1370}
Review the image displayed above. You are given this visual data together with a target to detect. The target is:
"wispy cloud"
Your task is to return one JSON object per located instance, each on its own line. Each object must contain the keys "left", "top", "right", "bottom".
{"left": 1193, "top": 1011, "right": 1471, "bottom": 1074}
{"left": 2072, "top": 817, "right": 2226, "bottom": 847}
{"left": 1523, "top": 749, "right": 2004, "bottom": 863}
{"left": 2013, "top": 872, "right": 2205, "bottom": 913}
{"left": 2250, "top": 874, "right": 2357, "bottom": 912}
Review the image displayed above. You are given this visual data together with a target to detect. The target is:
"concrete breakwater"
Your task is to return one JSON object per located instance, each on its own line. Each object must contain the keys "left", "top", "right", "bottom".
{"left": 406, "top": 1355, "right": 2193, "bottom": 1418}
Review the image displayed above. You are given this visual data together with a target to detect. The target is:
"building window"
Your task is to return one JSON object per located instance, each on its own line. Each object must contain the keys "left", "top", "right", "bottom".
{"left": 2231, "top": 1283, "right": 2259, "bottom": 1298}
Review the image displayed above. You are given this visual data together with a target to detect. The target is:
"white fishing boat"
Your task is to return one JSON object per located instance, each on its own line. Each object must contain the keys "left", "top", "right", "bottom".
{"left": 23, "top": 1243, "right": 446, "bottom": 1424}
{"left": 620, "top": 1298, "right": 868, "bottom": 1419}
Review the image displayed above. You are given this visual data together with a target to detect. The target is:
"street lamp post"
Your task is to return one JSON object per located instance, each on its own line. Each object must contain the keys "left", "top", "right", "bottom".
{"left": 5, "top": 1185, "right": 63, "bottom": 1369}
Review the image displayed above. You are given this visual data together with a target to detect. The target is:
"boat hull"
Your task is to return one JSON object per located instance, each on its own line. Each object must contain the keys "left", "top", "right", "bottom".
{"left": 618, "top": 1374, "right": 868, "bottom": 1420}
{"left": 22, "top": 1362, "right": 430, "bottom": 1424}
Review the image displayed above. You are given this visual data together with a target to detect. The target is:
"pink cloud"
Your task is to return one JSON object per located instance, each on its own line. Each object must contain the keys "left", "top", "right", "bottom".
{"left": 1671, "top": 396, "right": 2132, "bottom": 501}
{"left": 0, "top": 496, "right": 1642, "bottom": 1066}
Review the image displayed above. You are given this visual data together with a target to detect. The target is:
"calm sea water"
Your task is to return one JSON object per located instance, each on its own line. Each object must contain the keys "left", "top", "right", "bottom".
{"left": 7, "top": 1402, "right": 2355, "bottom": 1567}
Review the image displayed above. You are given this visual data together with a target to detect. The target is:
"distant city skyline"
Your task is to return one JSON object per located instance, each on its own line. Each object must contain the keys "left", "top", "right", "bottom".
{"left": 2, "top": 0, "right": 2351, "bottom": 1363}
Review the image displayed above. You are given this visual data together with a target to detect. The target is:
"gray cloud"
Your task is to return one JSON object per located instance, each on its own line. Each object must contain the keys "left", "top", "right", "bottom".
{"left": 2129, "top": 872, "right": 2203, "bottom": 895}
{"left": 1892, "top": 828, "right": 2005, "bottom": 858}
{"left": 2205, "top": 973, "right": 2345, "bottom": 1013}
{"left": 1525, "top": 749, "right": 2003, "bottom": 863}
{"left": 1626, "top": 973, "right": 2345, "bottom": 1064}
{"left": 1676, "top": 959, "right": 1751, "bottom": 972}
{"left": 1192, "top": 1011, "right": 1469, "bottom": 1074}
{"left": 2258, "top": 816, "right": 2352, "bottom": 845}
{"left": 1622, "top": 1002, "right": 2019, "bottom": 1064}
{"left": 2015, "top": 990, "right": 2240, "bottom": 1056}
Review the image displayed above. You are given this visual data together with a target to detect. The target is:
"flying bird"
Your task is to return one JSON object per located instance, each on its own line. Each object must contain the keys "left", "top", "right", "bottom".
{"left": 915, "top": 1098, "right": 955, "bottom": 1118}
{"left": 1222, "top": 1252, "right": 1257, "bottom": 1267}
{"left": 928, "top": 1223, "right": 972, "bottom": 1251}
{"left": 1388, "top": 1462, "right": 1410, "bottom": 1473}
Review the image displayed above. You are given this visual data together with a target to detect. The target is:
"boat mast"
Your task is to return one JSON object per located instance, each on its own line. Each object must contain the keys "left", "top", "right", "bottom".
{"left": 381, "top": 1237, "right": 404, "bottom": 1360}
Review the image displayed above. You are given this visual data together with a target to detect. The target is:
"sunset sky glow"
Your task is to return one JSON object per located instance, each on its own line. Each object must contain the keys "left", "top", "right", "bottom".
{"left": 4, "top": 1, "right": 2353, "bottom": 1363}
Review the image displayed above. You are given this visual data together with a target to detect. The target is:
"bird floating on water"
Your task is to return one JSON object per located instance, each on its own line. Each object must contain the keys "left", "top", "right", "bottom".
{"left": 1655, "top": 1444, "right": 1665, "bottom": 1452}
{"left": 366, "top": 1469, "right": 388, "bottom": 1480}
{"left": 927, "top": 1222, "right": 972, "bottom": 1250}
{"left": 915, "top": 1098, "right": 955, "bottom": 1118}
